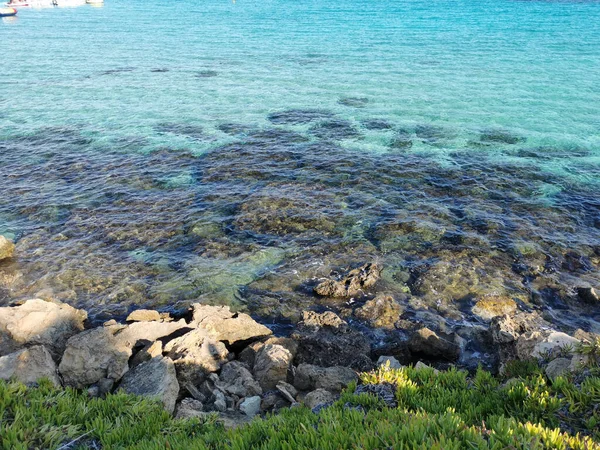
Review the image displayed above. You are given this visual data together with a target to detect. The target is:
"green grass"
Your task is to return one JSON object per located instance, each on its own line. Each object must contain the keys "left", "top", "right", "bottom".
{"left": 1, "top": 365, "right": 599, "bottom": 449}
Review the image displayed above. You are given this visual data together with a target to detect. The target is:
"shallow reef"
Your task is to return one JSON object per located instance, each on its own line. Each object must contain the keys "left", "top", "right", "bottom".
{"left": 0, "top": 119, "right": 598, "bottom": 340}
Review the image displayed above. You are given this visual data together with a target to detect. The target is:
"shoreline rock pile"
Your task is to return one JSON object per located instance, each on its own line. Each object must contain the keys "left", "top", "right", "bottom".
{"left": 0, "top": 259, "right": 598, "bottom": 428}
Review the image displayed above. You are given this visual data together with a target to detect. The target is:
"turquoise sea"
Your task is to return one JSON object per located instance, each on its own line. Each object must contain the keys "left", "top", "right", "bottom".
{"left": 1, "top": 0, "right": 599, "bottom": 333}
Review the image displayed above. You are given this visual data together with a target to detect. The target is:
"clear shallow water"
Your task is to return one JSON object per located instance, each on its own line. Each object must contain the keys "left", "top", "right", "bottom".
{"left": 0, "top": 0, "right": 599, "bottom": 330}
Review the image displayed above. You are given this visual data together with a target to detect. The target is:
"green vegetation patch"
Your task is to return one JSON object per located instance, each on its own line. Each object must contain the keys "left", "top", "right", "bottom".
{"left": 1, "top": 366, "right": 599, "bottom": 450}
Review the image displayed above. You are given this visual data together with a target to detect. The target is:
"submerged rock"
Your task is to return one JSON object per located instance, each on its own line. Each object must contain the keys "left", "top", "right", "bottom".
{"left": 354, "top": 295, "right": 402, "bottom": 329}
{"left": 196, "top": 70, "right": 218, "bottom": 78}
{"left": 361, "top": 119, "right": 393, "bottom": 130}
{"left": 338, "top": 97, "right": 369, "bottom": 108}
{"left": 192, "top": 304, "right": 273, "bottom": 345}
{"left": 415, "top": 124, "right": 455, "bottom": 144}
{"left": 0, "top": 299, "right": 87, "bottom": 359}
{"left": 0, "top": 345, "right": 60, "bottom": 386}
{"left": 314, "top": 263, "right": 381, "bottom": 298}
{"left": 472, "top": 296, "right": 517, "bottom": 322}
{"left": 480, "top": 128, "right": 525, "bottom": 145}
{"left": 0, "top": 235, "right": 15, "bottom": 260}
{"left": 267, "top": 109, "right": 334, "bottom": 125}
{"left": 308, "top": 119, "right": 361, "bottom": 140}
{"left": 389, "top": 131, "right": 413, "bottom": 150}
{"left": 119, "top": 356, "right": 179, "bottom": 413}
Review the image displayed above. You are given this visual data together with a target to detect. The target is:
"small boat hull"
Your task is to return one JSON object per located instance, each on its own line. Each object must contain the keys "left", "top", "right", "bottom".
{"left": 0, "top": 6, "right": 17, "bottom": 15}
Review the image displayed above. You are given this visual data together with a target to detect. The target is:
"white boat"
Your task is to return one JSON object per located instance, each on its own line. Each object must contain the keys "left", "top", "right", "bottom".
{"left": 4, "top": 0, "right": 86, "bottom": 7}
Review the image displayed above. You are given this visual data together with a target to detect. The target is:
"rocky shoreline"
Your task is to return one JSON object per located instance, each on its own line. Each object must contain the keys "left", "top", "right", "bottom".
{"left": 1, "top": 235, "right": 599, "bottom": 429}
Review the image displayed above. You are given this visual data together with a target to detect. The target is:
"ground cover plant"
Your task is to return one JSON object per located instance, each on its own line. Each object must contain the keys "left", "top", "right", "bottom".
{"left": 1, "top": 364, "right": 599, "bottom": 450}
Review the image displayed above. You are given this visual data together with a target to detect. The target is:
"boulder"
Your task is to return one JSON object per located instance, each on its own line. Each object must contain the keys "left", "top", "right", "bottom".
{"left": 409, "top": 327, "right": 460, "bottom": 360}
{"left": 314, "top": 263, "right": 381, "bottom": 298}
{"left": 215, "top": 411, "right": 253, "bottom": 429}
{"left": 116, "top": 319, "right": 189, "bottom": 348}
{"left": 472, "top": 296, "right": 517, "bottom": 322}
{"left": 415, "top": 361, "right": 439, "bottom": 374}
{"left": 294, "top": 364, "right": 325, "bottom": 391}
{"left": 377, "top": 356, "right": 402, "bottom": 369}
{"left": 517, "top": 331, "right": 580, "bottom": 360}
{"left": 119, "top": 356, "right": 179, "bottom": 414}
{"left": 87, "top": 378, "right": 115, "bottom": 397}
{"left": 59, "top": 325, "right": 131, "bottom": 388}
{"left": 276, "top": 381, "right": 298, "bottom": 403}
{"left": 569, "top": 354, "right": 590, "bottom": 372}
{"left": 577, "top": 287, "right": 599, "bottom": 304}
{"left": 291, "top": 311, "right": 372, "bottom": 370}
{"left": 317, "top": 366, "right": 357, "bottom": 393}
{"left": 532, "top": 332, "right": 580, "bottom": 358}
{"left": 220, "top": 361, "right": 262, "bottom": 397}
{"left": 0, "top": 345, "right": 60, "bottom": 386}
{"left": 192, "top": 304, "right": 272, "bottom": 344}
{"left": 239, "top": 337, "right": 298, "bottom": 368}
{"left": 58, "top": 320, "right": 189, "bottom": 389}
{"left": 0, "top": 299, "right": 87, "bottom": 359}
{"left": 212, "top": 390, "right": 227, "bottom": 412}
{"left": 239, "top": 396, "right": 261, "bottom": 417}
{"left": 130, "top": 341, "right": 163, "bottom": 368}
{"left": 545, "top": 358, "right": 571, "bottom": 380}
{"left": 174, "top": 398, "right": 204, "bottom": 419}
{"left": 164, "top": 328, "right": 229, "bottom": 387}
{"left": 0, "top": 235, "right": 15, "bottom": 260}
{"left": 303, "top": 389, "right": 335, "bottom": 410}
{"left": 294, "top": 364, "right": 358, "bottom": 392}
{"left": 126, "top": 309, "right": 161, "bottom": 322}
{"left": 253, "top": 344, "right": 292, "bottom": 390}
{"left": 354, "top": 295, "right": 402, "bottom": 329}
{"left": 490, "top": 315, "right": 520, "bottom": 344}
{"left": 293, "top": 363, "right": 357, "bottom": 392}
{"left": 261, "top": 391, "right": 289, "bottom": 412}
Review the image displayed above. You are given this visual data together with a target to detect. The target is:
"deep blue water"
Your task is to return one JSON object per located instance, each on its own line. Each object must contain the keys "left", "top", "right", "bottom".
{"left": 0, "top": 0, "right": 599, "bottom": 331}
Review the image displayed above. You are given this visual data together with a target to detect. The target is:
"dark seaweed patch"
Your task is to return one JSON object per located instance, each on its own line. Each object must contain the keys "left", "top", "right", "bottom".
{"left": 196, "top": 70, "right": 218, "bottom": 78}
{"left": 415, "top": 124, "right": 456, "bottom": 144}
{"left": 154, "top": 123, "right": 205, "bottom": 140}
{"left": 361, "top": 119, "right": 394, "bottom": 130}
{"left": 480, "top": 128, "right": 525, "bottom": 145}
{"left": 100, "top": 67, "right": 135, "bottom": 76}
{"left": 267, "top": 109, "right": 335, "bottom": 125}
{"left": 308, "top": 119, "right": 361, "bottom": 140}
{"left": 338, "top": 97, "right": 369, "bottom": 108}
